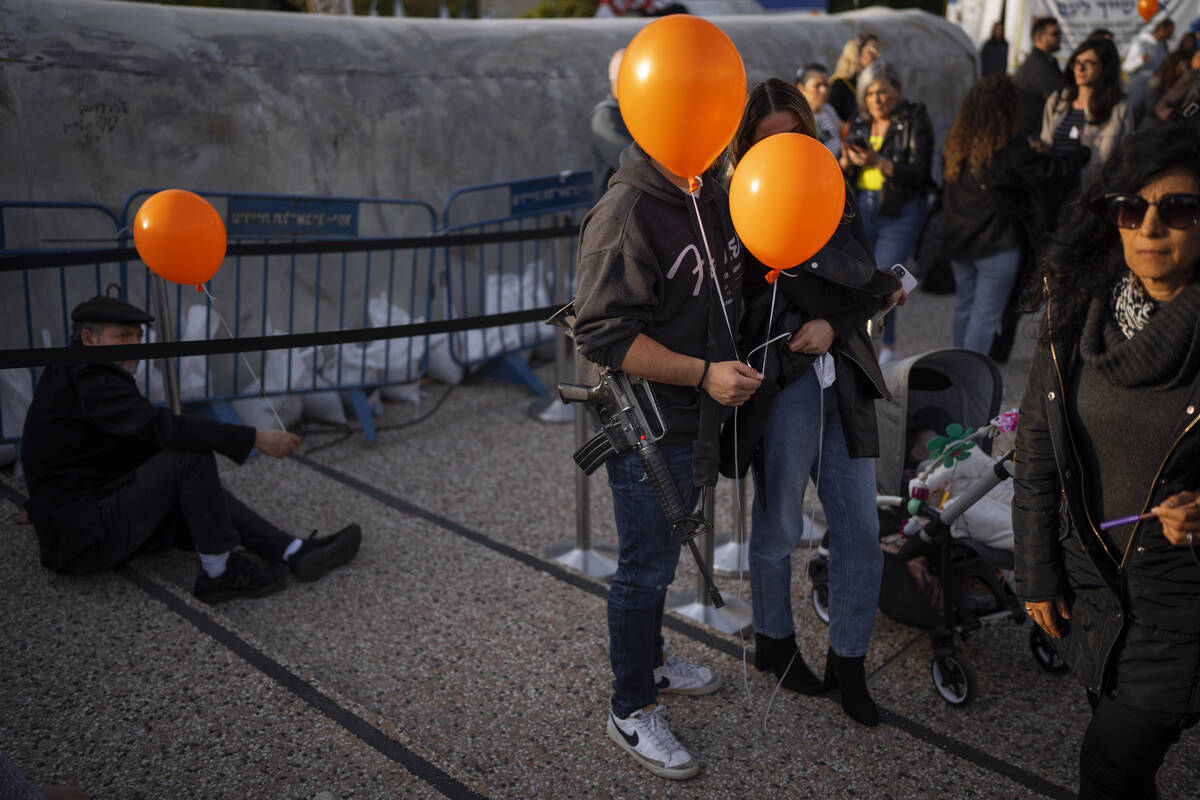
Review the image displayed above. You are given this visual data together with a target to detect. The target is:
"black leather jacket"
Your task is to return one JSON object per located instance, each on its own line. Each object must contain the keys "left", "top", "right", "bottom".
{"left": 720, "top": 198, "right": 900, "bottom": 480}
{"left": 1013, "top": 297, "right": 1200, "bottom": 713}
{"left": 844, "top": 99, "right": 934, "bottom": 217}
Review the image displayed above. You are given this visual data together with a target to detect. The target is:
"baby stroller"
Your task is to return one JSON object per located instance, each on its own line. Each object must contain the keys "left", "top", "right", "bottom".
{"left": 806, "top": 348, "right": 1066, "bottom": 706}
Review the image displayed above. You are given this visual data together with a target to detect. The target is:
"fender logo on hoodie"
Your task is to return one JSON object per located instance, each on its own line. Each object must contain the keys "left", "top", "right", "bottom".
{"left": 666, "top": 244, "right": 705, "bottom": 297}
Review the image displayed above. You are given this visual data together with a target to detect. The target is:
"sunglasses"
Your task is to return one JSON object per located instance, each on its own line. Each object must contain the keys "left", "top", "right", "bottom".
{"left": 1103, "top": 193, "right": 1200, "bottom": 229}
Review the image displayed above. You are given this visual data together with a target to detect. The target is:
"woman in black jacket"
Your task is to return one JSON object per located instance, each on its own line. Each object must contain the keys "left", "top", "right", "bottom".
{"left": 840, "top": 60, "right": 933, "bottom": 363}
{"left": 941, "top": 75, "right": 1086, "bottom": 355}
{"left": 725, "top": 79, "right": 902, "bottom": 727}
{"left": 1014, "top": 122, "right": 1200, "bottom": 800}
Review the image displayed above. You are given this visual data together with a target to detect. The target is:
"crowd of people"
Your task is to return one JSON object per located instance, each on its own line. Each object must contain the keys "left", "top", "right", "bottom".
{"left": 586, "top": 15, "right": 1200, "bottom": 798}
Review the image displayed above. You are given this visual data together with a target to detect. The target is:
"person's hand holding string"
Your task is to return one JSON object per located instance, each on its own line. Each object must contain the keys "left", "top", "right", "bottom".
{"left": 254, "top": 429, "right": 301, "bottom": 459}
{"left": 787, "top": 319, "right": 835, "bottom": 356}
{"left": 700, "top": 360, "right": 763, "bottom": 407}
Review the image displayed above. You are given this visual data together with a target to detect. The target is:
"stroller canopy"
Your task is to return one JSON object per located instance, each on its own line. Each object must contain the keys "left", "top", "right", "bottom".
{"left": 875, "top": 348, "right": 1003, "bottom": 497}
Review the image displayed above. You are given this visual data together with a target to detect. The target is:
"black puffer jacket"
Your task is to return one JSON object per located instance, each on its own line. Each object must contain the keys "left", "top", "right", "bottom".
{"left": 719, "top": 194, "right": 900, "bottom": 481}
{"left": 1013, "top": 287, "right": 1200, "bottom": 713}
{"left": 844, "top": 99, "right": 934, "bottom": 217}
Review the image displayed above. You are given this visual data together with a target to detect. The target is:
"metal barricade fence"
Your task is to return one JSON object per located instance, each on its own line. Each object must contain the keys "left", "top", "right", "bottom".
{"left": 0, "top": 201, "right": 125, "bottom": 443}
{"left": 117, "top": 190, "right": 440, "bottom": 439}
{"left": 439, "top": 170, "right": 592, "bottom": 395}
{"left": 2, "top": 175, "right": 591, "bottom": 444}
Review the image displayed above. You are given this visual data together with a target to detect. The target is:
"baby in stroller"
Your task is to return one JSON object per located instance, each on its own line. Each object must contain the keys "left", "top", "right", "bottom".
{"left": 896, "top": 407, "right": 1018, "bottom": 615}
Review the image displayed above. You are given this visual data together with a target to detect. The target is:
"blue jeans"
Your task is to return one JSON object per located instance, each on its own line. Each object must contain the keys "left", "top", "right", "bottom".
{"left": 857, "top": 191, "right": 927, "bottom": 346}
{"left": 950, "top": 247, "right": 1021, "bottom": 355}
{"left": 605, "top": 444, "right": 700, "bottom": 718}
{"left": 750, "top": 370, "right": 882, "bottom": 657}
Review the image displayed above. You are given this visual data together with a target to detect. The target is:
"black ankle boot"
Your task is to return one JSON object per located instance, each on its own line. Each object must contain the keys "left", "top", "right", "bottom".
{"left": 823, "top": 647, "right": 879, "bottom": 726}
{"left": 752, "top": 633, "right": 824, "bottom": 695}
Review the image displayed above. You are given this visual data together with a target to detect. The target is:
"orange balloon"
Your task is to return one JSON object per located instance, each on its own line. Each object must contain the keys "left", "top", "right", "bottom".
{"left": 729, "top": 133, "right": 846, "bottom": 276}
{"left": 617, "top": 16, "right": 746, "bottom": 180}
{"left": 1138, "top": 0, "right": 1158, "bottom": 21}
{"left": 132, "top": 189, "right": 226, "bottom": 288}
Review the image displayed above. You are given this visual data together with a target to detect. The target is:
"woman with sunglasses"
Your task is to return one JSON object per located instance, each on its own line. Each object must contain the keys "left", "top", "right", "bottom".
{"left": 1014, "top": 122, "right": 1200, "bottom": 800}
{"left": 724, "top": 79, "right": 902, "bottom": 727}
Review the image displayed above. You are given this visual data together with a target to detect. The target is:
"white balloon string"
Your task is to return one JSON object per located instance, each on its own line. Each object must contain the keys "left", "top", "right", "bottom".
{"left": 201, "top": 286, "right": 288, "bottom": 433}
{"left": 687, "top": 187, "right": 739, "bottom": 358}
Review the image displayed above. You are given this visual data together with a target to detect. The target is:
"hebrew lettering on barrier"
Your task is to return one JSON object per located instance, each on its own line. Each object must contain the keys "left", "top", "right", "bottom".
{"left": 1053, "top": 0, "right": 1093, "bottom": 19}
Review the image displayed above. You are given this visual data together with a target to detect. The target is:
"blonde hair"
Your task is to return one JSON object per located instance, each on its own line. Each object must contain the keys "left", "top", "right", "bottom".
{"left": 833, "top": 33, "right": 878, "bottom": 79}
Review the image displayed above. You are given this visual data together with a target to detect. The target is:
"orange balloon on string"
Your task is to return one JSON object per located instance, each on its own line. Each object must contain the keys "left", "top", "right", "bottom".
{"left": 729, "top": 133, "right": 846, "bottom": 279}
{"left": 132, "top": 189, "right": 226, "bottom": 290}
{"left": 1138, "top": 0, "right": 1158, "bottom": 22}
{"left": 617, "top": 15, "right": 746, "bottom": 180}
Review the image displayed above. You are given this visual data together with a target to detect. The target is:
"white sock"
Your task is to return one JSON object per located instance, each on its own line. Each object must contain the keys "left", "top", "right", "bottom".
{"left": 199, "top": 551, "right": 230, "bottom": 578}
{"left": 282, "top": 538, "right": 303, "bottom": 561}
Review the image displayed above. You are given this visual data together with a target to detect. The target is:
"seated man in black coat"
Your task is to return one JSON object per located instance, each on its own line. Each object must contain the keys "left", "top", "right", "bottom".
{"left": 20, "top": 295, "right": 361, "bottom": 604}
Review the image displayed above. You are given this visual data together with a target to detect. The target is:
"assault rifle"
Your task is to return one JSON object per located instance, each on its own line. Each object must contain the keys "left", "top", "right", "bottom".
{"left": 548, "top": 301, "right": 724, "bottom": 608}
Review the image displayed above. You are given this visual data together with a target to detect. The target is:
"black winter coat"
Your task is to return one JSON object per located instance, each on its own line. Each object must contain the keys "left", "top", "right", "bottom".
{"left": 844, "top": 99, "right": 934, "bottom": 217}
{"left": 720, "top": 195, "right": 900, "bottom": 480}
{"left": 21, "top": 359, "right": 256, "bottom": 573}
{"left": 1013, "top": 295, "right": 1200, "bottom": 713}
{"left": 942, "top": 138, "right": 1086, "bottom": 260}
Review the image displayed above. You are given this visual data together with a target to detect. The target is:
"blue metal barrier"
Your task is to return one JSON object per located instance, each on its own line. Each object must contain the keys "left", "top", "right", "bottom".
{"left": 440, "top": 170, "right": 592, "bottom": 395}
{"left": 115, "top": 189, "right": 440, "bottom": 442}
{"left": 0, "top": 201, "right": 126, "bottom": 443}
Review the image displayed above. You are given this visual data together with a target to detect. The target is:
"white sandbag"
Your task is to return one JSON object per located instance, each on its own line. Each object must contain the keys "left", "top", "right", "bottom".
{"left": 425, "top": 331, "right": 464, "bottom": 385}
{"left": 486, "top": 261, "right": 551, "bottom": 352}
{"left": 381, "top": 380, "right": 423, "bottom": 404}
{"left": 300, "top": 375, "right": 347, "bottom": 426}
{"left": 178, "top": 304, "right": 221, "bottom": 401}
{"left": 231, "top": 319, "right": 308, "bottom": 430}
{"left": 232, "top": 378, "right": 302, "bottom": 430}
{"left": 367, "top": 292, "right": 426, "bottom": 385}
{"left": 133, "top": 328, "right": 167, "bottom": 405}
{"left": 0, "top": 368, "right": 34, "bottom": 444}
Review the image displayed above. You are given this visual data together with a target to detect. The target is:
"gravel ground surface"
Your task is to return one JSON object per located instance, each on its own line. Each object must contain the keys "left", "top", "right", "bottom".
{"left": 1, "top": 288, "right": 1197, "bottom": 800}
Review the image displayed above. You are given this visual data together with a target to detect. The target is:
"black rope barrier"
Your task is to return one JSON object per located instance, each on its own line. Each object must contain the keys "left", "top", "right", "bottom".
{"left": 0, "top": 224, "right": 581, "bottom": 273}
{"left": 0, "top": 305, "right": 564, "bottom": 370}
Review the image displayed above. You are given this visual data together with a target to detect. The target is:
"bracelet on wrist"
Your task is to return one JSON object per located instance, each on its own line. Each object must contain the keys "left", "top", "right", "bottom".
{"left": 695, "top": 359, "right": 711, "bottom": 391}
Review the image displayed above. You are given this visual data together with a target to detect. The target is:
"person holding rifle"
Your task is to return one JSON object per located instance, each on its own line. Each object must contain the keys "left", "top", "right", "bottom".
{"left": 573, "top": 140, "right": 760, "bottom": 780}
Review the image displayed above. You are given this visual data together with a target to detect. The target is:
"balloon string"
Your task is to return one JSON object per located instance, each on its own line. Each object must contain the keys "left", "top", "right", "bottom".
{"left": 200, "top": 286, "right": 289, "bottom": 433}
{"left": 687, "top": 184, "right": 739, "bottom": 359}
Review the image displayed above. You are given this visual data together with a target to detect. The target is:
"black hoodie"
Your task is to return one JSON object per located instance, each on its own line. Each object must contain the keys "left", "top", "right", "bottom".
{"left": 574, "top": 143, "right": 744, "bottom": 446}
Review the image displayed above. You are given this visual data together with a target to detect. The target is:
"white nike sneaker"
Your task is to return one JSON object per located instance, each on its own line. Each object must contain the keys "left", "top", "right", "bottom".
{"left": 606, "top": 704, "right": 699, "bottom": 780}
{"left": 653, "top": 650, "right": 721, "bottom": 696}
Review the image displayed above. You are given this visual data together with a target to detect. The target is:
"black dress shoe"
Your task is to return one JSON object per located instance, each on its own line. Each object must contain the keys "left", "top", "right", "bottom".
{"left": 823, "top": 647, "right": 879, "bottom": 726}
{"left": 753, "top": 633, "right": 825, "bottom": 695}
{"left": 289, "top": 524, "right": 362, "bottom": 582}
{"left": 193, "top": 552, "right": 289, "bottom": 604}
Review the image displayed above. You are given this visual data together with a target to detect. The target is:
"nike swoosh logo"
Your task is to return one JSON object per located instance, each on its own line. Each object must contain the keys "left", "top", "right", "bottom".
{"left": 613, "top": 715, "right": 638, "bottom": 747}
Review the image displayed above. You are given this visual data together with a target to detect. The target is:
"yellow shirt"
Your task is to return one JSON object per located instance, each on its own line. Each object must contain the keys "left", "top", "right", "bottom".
{"left": 855, "top": 134, "right": 885, "bottom": 191}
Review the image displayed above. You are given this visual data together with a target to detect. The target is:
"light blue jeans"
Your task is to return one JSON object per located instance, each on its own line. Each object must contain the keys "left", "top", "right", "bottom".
{"left": 950, "top": 246, "right": 1022, "bottom": 355}
{"left": 749, "top": 369, "right": 882, "bottom": 657}
{"left": 857, "top": 191, "right": 927, "bottom": 347}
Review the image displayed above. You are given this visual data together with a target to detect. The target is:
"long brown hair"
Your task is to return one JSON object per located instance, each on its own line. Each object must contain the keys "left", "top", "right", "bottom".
{"left": 942, "top": 74, "right": 1020, "bottom": 184}
{"left": 728, "top": 78, "right": 816, "bottom": 169}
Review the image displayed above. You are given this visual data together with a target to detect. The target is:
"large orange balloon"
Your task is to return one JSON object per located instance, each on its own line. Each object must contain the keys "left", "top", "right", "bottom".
{"left": 1137, "top": 0, "right": 1158, "bottom": 21}
{"left": 132, "top": 189, "right": 226, "bottom": 289}
{"left": 729, "top": 133, "right": 846, "bottom": 277}
{"left": 617, "top": 16, "right": 746, "bottom": 180}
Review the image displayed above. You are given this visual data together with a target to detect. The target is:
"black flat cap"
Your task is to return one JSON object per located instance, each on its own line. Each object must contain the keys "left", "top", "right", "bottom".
{"left": 70, "top": 296, "right": 155, "bottom": 325}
